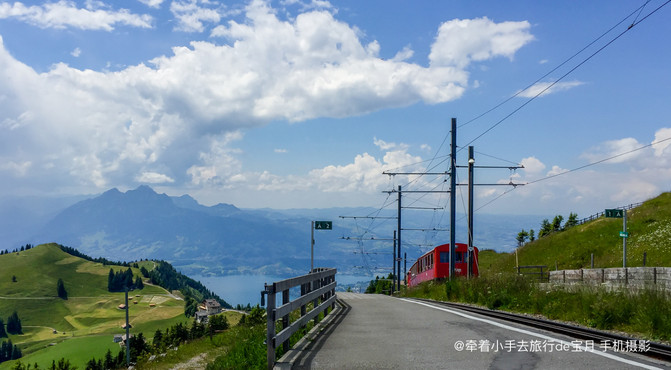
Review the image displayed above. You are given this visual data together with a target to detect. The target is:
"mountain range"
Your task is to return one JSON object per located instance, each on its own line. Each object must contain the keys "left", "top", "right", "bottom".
{"left": 0, "top": 186, "right": 543, "bottom": 276}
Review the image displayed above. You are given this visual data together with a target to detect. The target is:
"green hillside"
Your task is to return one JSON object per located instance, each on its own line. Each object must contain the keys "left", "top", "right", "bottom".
{"left": 0, "top": 244, "right": 186, "bottom": 369}
{"left": 481, "top": 192, "right": 671, "bottom": 274}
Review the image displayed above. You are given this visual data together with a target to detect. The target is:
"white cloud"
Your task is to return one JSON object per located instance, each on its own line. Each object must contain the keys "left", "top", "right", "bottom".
{"left": 546, "top": 165, "right": 569, "bottom": 177}
{"left": 274, "top": 148, "right": 288, "bottom": 153}
{"left": 71, "top": 47, "right": 81, "bottom": 57}
{"left": 652, "top": 127, "right": 671, "bottom": 157}
{"left": 581, "top": 137, "right": 644, "bottom": 164}
{"left": 136, "top": 171, "right": 175, "bottom": 183}
{"left": 170, "top": 0, "right": 221, "bottom": 32}
{"left": 516, "top": 80, "right": 584, "bottom": 98}
{"left": 429, "top": 17, "right": 534, "bottom": 68}
{"left": 139, "top": 0, "right": 165, "bottom": 8}
{"left": 520, "top": 156, "right": 545, "bottom": 174}
{"left": 0, "top": 2, "right": 534, "bottom": 197}
{"left": 0, "top": 1, "right": 153, "bottom": 30}
{"left": 373, "top": 137, "right": 407, "bottom": 151}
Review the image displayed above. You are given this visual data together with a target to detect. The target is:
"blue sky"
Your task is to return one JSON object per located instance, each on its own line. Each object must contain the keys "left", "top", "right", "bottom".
{"left": 0, "top": 0, "right": 670, "bottom": 217}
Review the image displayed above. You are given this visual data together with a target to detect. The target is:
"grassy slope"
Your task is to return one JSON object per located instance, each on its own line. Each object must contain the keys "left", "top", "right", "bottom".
{"left": 0, "top": 243, "right": 185, "bottom": 369}
{"left": 480, "top": 192, "right": 671, "bottom": 274}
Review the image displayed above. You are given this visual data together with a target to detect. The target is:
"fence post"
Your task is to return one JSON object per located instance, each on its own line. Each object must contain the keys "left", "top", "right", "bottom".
{"left": 591, "top": 253, "right": 594, "bottom": 269}
{"left": 643, "top": 251, "right": 647, "bottom": 267}
{"left": 625, "top": 268, "right": 628, "bottom": 285}
{"left": 562, "top": 270, "right": 566, "bottom": 283}
{"left": 313, "top": 276, "right": 320, "bottom": 325}
{"left": 266, "top": 283, "right": 276, "bottom": 370}
{"left": 282, "top": 289, "right": 290, "bottom": 353}
{"left": 654, "top": 267, "right": 657, "bottom": 285}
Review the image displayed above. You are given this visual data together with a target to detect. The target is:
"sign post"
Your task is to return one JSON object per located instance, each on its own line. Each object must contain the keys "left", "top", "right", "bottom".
{"left": 312, "top": 221, "right": 332, "bottom": 272}
{"left": 605, "top": 209, "right": 627, "bottom": 267}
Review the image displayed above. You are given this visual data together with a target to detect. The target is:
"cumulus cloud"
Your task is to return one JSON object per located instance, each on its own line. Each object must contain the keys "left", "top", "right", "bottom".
{"left": 429, "top": 17, "right": 534, "bottom": 68}
{"left": 139, "top": 0, "right": 165, "bottom": 8}
{"left": 0, "top": 1, "right": 534, "bottom": 196}
{"left": 520, "top": 156, "right": 545, "bottom": 174}
{"left": 652, "top": 127, "right": 671, "bottom": 157}
{"left": 136, "top": 171, "right": 175, "bottom": 183}
{"left": 170, "top": 0, "right": 222, "bottom": 32}
{"left": 516, "top": 80, "right": 584, "bottom": 98}
{"left": 0, "top": 1, "right": 153, "bottom": 30}
{"left": 71, "top": 47, "right": 81, "bottom": 57}
{"left": 581, "top": 137, "right": 645, "bottom": 164}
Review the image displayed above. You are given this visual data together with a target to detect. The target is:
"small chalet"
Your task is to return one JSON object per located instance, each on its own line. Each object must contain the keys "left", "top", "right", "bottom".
{"left": 113, "top": 334, "right": 133, "bottom": 346}
{"left": 199, "top": 299, "right": 222, "bottom": 315}
{"left": 195, "top": 299, "right": 223, "bottom": 324}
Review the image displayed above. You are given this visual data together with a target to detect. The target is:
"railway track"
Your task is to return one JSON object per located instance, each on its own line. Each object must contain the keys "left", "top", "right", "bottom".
{"left": 413, "top": 298, "right": 671, "bottom": 362}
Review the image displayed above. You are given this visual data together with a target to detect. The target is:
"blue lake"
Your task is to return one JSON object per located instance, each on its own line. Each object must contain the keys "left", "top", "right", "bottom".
{"left": 192, "top": 274, "right": 372, "bottom": 307}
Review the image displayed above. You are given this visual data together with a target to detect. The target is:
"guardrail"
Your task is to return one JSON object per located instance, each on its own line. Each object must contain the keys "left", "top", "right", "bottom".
{"left": 517, "top": 265, "right": 548, "bottom": 281}
{"left": 576, "top": 202, "right": 643, "bottom": 226}
{"left": 262, "top": 268, "right": 337, "bottom": 370}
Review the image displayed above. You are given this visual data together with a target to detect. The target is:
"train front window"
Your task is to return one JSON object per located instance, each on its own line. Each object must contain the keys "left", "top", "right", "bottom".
{"left": 456, "top": 252, "right": 463, "bottom": 263}
{"left": 439, "top": 252, "right": 449, "bottom": 263}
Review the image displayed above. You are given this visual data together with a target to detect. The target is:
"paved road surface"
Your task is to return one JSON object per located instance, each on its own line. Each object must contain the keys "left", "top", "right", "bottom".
{"left": 287, "top": 292, "right": 669, "bottom": 369}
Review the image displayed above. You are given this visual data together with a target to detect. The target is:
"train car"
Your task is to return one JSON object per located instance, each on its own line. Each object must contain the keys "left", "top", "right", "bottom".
{"left": 406, "top": 243, "right": 479, "bottom": 287}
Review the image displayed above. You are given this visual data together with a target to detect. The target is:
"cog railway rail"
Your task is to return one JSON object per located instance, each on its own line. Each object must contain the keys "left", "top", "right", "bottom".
{"left": 413, "top": 298, "right": 671, "bottom": 363}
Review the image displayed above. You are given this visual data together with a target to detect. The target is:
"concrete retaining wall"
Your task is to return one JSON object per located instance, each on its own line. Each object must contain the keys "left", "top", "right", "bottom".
{"left": 549, "top": 267, "right": 671, "bottom": 288}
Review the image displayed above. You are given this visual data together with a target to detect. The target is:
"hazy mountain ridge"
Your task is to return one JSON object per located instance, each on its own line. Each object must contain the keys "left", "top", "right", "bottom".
{"left": 0, "top": 186, "right": 545, "bottom": 276}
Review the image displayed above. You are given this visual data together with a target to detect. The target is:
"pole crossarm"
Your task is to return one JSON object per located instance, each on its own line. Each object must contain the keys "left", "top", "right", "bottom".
{"left": 402, "top": 228, "right": 450, "bottom": 231}
{"left": 340, "top": 236, "right": 395, "bottom": 241}
{"left": 339, "top": 216, "right": 397, "bottom": 219}
{"left": 457, "top": 182, "right": 525, "bottom": 187}
{"left": 384, "top": 190, "right": 451, "bottom": 193}
{"left": 402, "top": 206, "right": 444, "bottom": 210}
{"left": 456, "top": 165, "right": 524, "bottom": 170}
{"left": 383, "top": 171, "right": 450, "bottom": 176}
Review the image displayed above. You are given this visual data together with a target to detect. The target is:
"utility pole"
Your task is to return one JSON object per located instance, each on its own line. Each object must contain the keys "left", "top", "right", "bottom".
{"left": 396, "top": 185, "right": 402, "bottom": 290}
{"left": 392, "top": 230, "right": 397, "bottom": 292}
{"left": 468, "top": 146, "right": 474, "bottom": 279}
{"left": 449, "top": 118, "right": 457, "bottom": 279}
{"left": 623, "top": 209, "right": 627, "bottom": 268}
{"left": 125, "top": 287, "right": 130, "bottom": 367}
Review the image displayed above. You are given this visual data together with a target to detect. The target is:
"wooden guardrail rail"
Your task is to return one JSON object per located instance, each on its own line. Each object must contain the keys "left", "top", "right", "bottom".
{"left": 262, "top": 268, "right": 337, "bottom": 370}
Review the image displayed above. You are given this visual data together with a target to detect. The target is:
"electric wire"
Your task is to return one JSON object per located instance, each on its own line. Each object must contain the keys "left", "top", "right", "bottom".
{"left": 474, "top": 136, "right": 671, "bottom": 213}
{"left": 458, "top": 1, "right": 652, "bottom": 130}
{"left": 462, "top": 0, "right": 671, "bottom": 149}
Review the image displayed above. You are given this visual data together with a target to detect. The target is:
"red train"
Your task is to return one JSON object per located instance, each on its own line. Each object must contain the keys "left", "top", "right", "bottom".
{"left": 407, "top": 243, "right": 479, "bottom": 287}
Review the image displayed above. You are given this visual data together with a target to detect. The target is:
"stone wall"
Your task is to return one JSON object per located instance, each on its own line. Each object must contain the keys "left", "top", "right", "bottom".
{"left": 548, "top": 267, "right": 671, "bottom": 288}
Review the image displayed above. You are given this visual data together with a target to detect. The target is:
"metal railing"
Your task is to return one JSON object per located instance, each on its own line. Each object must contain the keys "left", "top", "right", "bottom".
{"left": 576, "top": 202, "right": 644, "bottom": 226}
{"left": 262, "top": 268, "right": 337, "bottom": 369}
{"left": 516, "top": 265, "right": 548, "bottom": 281}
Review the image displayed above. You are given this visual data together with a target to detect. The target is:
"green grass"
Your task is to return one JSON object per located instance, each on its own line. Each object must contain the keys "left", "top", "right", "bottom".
{"left": 2, "top": 335, "right": 121, "bottom": 370}
{"left": 0, "top": 244, "right": 185, "bottom": 368}
{"left": 481, "top": 192, "right": 671, "bottom": 274}
{"left": 402, "top": 274, "right": 671, "bottom": 342}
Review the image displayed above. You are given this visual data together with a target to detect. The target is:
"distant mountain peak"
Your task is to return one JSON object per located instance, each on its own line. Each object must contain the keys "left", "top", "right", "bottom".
{"left": 130, "top": 185, "right": 158, "bottom": 194}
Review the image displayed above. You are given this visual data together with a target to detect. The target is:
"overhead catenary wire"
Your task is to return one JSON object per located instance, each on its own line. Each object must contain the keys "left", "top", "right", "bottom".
{"left": 474, "top": 135, "right": 671, "bottom": 213}
{"left": 458, "top": 1, "right": 655, "bottom": 130}
{"left": 461, "top": 0, "right": 671, "bottom": 149}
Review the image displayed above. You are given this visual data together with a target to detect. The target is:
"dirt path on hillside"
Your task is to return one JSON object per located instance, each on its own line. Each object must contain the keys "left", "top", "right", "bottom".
{"left": 169, "top": 353, "right": 208, "bottom": 370}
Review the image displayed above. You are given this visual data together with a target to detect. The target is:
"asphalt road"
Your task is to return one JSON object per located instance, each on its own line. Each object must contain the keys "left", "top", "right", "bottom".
{"left": 287, "top": 292, "right": 670, "bottom": 369}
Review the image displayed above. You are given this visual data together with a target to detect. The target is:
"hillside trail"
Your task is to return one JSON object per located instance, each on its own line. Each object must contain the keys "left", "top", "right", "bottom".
{"left": 169, "top": 353, "right": 209, "bottom": 370}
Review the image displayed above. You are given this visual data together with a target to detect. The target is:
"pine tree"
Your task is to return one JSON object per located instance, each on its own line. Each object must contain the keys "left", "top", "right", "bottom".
{"left": 0, "top": 318, "right": 6, "bottom": 338}
{"left": 108, "top": 269, "right": 114, "bottom": 291}
{"left": 6, "top": 312, "right": 22, "bottom": 335}
{"left": 57, "top": 278, "right": 68, "bottom": 300}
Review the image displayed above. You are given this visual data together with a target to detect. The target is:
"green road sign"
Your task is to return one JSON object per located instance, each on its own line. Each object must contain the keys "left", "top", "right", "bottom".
{"left": 605, "top": 209, "right": 624, "bottom": 218}
{"left": 314, "top": 221, "right": 332, "bottom": 230}
{"left": 620, "top": 231, "right": 629, "bottom": 238}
